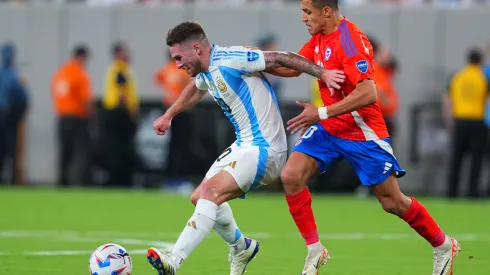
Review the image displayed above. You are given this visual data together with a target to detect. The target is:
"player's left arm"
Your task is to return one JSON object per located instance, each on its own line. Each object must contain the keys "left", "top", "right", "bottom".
{"left": 286, "top": 33, "right": 377, "bottom": 134}
{"left": 241, "top": 49, "right": 344, "bottom": 89}
{"left": 321, "top": 32, "right": 379, "bottom": 118}
{"left": 324, "top": 79, "right": 377, "bottom": 117}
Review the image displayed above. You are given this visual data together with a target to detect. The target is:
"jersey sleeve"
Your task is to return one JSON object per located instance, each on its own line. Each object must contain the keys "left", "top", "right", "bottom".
{"left": 337, "top": 25, "right": 375, "bottom": 85}
{"left": 195, "top": 73, "right": 209, "bottom": 90}
{"left": 297, "top": 39, "right": 315, "bottom": 62}
{"left": 211, "top": 46, "right": 265, "bottom": 74}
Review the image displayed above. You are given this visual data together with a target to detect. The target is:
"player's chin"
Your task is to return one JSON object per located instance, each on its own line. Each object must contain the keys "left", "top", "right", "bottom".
{"left": 187, "top": 69, "right": 198, "bottom": 77}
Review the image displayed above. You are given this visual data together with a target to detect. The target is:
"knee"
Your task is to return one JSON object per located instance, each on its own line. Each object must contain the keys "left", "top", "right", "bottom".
{"left": 281, "top": 168, "right": 306, "bottom": 195}
{"left": 190, "top": 190, "right": 199, "bottom": 206}
{"left": 199, "top": 182, "right": 221, "bottom": 204}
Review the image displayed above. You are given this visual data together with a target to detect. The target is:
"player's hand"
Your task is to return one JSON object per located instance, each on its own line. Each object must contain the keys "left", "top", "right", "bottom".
{"left": 287, "top": 101, "right": 319, "bottom": 134}
{"left": 153, "top": 114, "right": 172, "bottom": 135}
{"left": 320, "top": 69, "right": 345, "bottom": 90}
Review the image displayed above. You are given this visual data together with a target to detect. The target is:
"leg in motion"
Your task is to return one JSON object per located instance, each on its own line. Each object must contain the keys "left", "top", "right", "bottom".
{"left": 147, "top": 171, "right": 245, "bottom": 274}
{"left": 371, "top": 175, "right": 461, "bottom": 275}
{"left": 281, "top": 152, "right": 330, "bottom": 275}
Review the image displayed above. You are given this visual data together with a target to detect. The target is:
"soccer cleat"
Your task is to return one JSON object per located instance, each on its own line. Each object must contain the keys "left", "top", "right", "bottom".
{"left": 147, "top": 247, "right": 177, "bottom": 275}
{"left": 301, "top": 246, "right": 330, "bottom": 275}
{"left": 228, "top": 238, "right": 260, "bottom": 275}
{"left": 432, "top": 237, "right": 461, "bottom": 275}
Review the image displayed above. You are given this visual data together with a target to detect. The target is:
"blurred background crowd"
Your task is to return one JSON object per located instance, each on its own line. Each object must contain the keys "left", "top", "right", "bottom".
{"left": 0, "top": 2, "right": 489, "bottom": 200}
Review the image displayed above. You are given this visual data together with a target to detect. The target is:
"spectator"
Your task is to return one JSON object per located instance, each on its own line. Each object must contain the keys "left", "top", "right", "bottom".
{"left": 0, "top": 43, "right": 29, "bottom": 185}
{"left": 100, "top": 41, "right": 139, "bottom": 187}
{"left": 51, "top": 44, "right": 94, "bottom": 187}
{"left": 444, "top": 47, "right": 488, "bottom": 198}
{"left": 310, "top": 78, "right": 323, "bottom": 107}
{"left": 369, "top": 36, "right": 400, "bottom": 145}
{"left": 154, "top": 50, "right": 193, "bottom": 185}
{"left": 257, "top": 34, "right": 284, "bottom": 107}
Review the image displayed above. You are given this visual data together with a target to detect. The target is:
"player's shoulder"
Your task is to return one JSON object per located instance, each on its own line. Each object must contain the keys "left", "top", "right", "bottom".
{"left": 334, "top": 19, "right": 372, "bottom": 58}
{"left": 211, "top": 45, "right": 249, "bottom": 66}
{"left": 212, "top": 45, "right": 249, "bottom": 58}
{"left": 338, "top": 19, "right": 368, "bottom": 44}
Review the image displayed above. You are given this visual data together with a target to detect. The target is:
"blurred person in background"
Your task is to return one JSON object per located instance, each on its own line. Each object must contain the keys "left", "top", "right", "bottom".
{"left": 51, "top": 44, "right": 94, "bottom": 187}
{"left": 444, "top": 47, "right": 488, "bottom": 198}
{"left": 154, "top": 50, "right": 192, "bottom": 186}
{"left": 310, "top": 78, "right": 323, "bottom": 107}
{"left": 100, "top": 41, "right": 139, "bottom": 187}
{"left": 0, "top": 43, "right": 29, "bottom": 186}
{"left": 369, "top": 36, "right": 400, "bottom": 144}
{"left": 257, "top": 34, "right": 284, "bottom": 107}
{"left": 483, "top": 41, "right": 490, "bottom": 197}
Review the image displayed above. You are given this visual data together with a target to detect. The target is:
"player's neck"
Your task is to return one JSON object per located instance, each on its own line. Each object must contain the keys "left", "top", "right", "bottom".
{"left": 323, "top": 11, "right": 343, "bottom": 35}
{"left": 200, "top": 46, "right": 213, "bottom": 72}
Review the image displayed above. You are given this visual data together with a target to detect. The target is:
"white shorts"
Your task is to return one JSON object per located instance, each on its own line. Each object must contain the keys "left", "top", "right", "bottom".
{"left": 205, "top": 143, "right": 287, "bottom": 193}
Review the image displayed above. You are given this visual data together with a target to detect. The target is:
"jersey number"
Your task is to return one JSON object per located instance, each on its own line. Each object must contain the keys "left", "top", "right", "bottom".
{"left": 302, "top": 126, "right": 318, "bottom": 139}
{"left": 217, "top": 147, "right": 232, "bottom": 162}
{"left": 215, "top": 97, "right": 232, "bottom": 114}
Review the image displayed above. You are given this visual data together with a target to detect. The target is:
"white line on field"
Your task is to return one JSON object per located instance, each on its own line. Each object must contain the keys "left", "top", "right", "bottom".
{"left": 2, "top": 230, "right": 490, "bottom": 241}
{"left": 1, "top": 229, "right": 490, "bottom": 257}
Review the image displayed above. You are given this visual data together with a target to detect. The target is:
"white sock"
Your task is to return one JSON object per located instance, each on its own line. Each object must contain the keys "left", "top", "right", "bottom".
{"left": 434, "top": 235, "right": 451, "bottom": 252}
{"left": 213, "top": 202, "right": 247, "bottom": 253}
{"left": 171, "top": 199, "right": 218, "bottom": 268}
{"left": 307, "top": 241, "right": 322, "bottom": 253}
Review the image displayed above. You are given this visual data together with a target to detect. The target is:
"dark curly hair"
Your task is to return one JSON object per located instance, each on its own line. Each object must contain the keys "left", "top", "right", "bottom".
{"left": 166, "top": 21, "right": 208, "bottom": 46}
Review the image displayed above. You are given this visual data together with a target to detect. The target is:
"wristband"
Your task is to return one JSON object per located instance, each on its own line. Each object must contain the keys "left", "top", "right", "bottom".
{"left": 318, "top": 107, "right": 329, "bottom": 120}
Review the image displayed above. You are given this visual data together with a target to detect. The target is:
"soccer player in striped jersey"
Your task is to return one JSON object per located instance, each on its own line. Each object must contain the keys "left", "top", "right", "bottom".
{"left": 146, "top": 21, "right": 345, "bottom": 275}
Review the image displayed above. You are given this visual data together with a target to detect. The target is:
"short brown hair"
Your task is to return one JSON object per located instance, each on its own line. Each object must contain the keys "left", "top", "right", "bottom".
{"left": 166, "top": 22, "right": 207, "bottom": 46}
{"left": 311, "top": 0, "right": 339, "bottom": 10}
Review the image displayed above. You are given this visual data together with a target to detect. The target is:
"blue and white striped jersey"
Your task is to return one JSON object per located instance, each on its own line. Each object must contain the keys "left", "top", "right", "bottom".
{"left": 195, "top": 45, "right": 287, "bottom": 152}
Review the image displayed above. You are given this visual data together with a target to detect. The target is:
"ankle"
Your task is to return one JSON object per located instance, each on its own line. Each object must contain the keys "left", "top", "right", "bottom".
{"left": 307, "top": 241, "right": 322, "bottom": 252}
{"left": 170, "top": 254, "right": 184, "bottom": 269}
{"left": 433, "top": 235, "right": 450, "bottom": 251}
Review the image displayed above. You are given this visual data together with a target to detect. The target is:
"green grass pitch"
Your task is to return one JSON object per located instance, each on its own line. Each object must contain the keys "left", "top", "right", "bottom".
{"left": 0, "top": 187, "right": 488, "bottom": 274}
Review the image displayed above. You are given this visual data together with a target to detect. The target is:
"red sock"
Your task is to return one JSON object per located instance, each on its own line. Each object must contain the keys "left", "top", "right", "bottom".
{"left": 286, "top": 187, "right": 319, "bottom": 245}
{"left": 401, "top": 197, "right": 446, "bottom": 247}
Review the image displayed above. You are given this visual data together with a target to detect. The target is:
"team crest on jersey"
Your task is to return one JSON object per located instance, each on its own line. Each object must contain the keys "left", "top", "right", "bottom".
{"left": 247, "top": 51, "right": 260, "bottom": 62}
{"left": 324, "top": 47, "right": 332, "bottom": 60}
{"left": 216, "top": 77, "right": 227, "bottom": 93}
{"left": 356, "top": 60, "right": 369, "bottom": 73}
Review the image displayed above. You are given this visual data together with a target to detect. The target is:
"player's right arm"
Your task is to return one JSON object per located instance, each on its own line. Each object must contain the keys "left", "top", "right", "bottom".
{"left": 153, "top": 77, "right": 207, "bottom": 135}
{"left": 163, "top": 77, "right": 207, "bottom": 119}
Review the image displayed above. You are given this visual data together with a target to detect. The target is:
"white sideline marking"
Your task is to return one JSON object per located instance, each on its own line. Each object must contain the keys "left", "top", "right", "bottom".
{"left": 1, "top": 230, "right": 489, "bottom": 257}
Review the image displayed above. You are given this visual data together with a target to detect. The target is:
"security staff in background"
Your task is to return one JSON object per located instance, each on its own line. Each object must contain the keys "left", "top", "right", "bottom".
{"left": 0, "top": 43, "right": 29, "bottom": 185}
{"left": 100, "top": 41, "right": 139, "bottom": 187}
{"left": 51, "top": 44, "right": 94, "bottom": 187}
{"left": 154, "top": 50, "right": 192, "bottom": 185}
{"left": 444, "top": 47, "right": 488, "bottom": 198}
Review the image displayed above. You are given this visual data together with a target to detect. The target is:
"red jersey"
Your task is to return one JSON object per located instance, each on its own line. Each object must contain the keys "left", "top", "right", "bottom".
{"left": 299, "top": 18, "right": 389, "bottom": 141}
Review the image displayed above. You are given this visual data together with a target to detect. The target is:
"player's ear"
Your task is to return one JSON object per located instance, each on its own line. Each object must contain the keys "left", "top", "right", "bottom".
{"left": 323, "top": 6, "right": 331, "bottom": 17}
{"left": 193, "top": 43, "right": 201, "bottom": 55}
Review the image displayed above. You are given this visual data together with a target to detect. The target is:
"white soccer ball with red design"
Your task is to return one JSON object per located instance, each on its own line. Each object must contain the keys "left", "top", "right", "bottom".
{"left": 88, "top": 243, "right": 132, "bottom": 275}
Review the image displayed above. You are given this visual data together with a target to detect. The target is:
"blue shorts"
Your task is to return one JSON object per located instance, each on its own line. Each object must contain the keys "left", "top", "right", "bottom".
{"left": 292, "top": 123, "right": 406, "bottom": 186}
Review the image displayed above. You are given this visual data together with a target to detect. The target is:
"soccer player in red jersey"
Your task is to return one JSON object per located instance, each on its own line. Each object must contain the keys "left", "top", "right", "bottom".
{"left": 267, "top": 0, "right": 461, "bottom": 274}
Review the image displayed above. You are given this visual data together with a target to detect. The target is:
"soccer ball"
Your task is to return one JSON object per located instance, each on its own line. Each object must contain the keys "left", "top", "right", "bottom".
{"left": 88, "top": 243, "right": 132, "bottom": 275}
